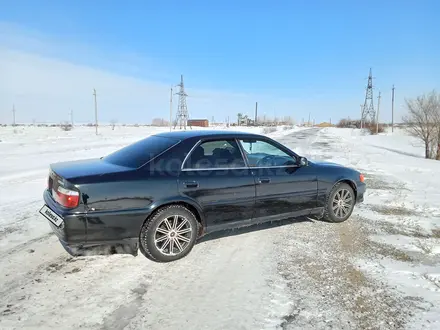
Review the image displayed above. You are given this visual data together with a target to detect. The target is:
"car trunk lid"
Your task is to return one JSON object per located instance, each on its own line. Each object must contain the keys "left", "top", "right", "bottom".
{"left": 50, "top": 158, "right": 131, "bottom": 182}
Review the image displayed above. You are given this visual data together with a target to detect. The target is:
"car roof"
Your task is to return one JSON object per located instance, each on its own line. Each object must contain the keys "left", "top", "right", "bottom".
{"left": 154, "top": 129, "right": 265, "bottom": 140}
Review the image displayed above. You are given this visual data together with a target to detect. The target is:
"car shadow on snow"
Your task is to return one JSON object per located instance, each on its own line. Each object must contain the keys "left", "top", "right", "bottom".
{"left": 196, "top": 216, "right": 314, "bottom": 243}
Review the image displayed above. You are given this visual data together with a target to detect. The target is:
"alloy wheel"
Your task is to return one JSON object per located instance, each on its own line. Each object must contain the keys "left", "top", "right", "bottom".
{"left": 332, "top": 188, "right": 353, "bottom": 219}
{"left": 154, "top": 215, "right": 193, "bottom": 256}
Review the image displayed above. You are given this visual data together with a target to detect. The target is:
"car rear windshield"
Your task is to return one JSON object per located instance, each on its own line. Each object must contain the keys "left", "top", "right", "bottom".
{"left": 103, "top": 135, "right": 180, "bottom": 168}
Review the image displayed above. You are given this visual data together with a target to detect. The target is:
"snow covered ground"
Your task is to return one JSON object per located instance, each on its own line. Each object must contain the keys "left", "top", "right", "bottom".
{"left": 0, "top": 125, "right": 439, "bottom": 329}
{"left": 302, "top": 127, "right": 440, "bottom": 329}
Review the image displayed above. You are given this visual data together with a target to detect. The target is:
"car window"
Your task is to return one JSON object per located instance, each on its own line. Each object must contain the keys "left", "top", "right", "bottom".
{"left": 238, "top": 139, "right": 297, "bottom": 167}
{"left": 183, "top": 139, "right": 246, "bottom": 169}
{"left": 103, "top": 135, "right": 180, "bottom": 168}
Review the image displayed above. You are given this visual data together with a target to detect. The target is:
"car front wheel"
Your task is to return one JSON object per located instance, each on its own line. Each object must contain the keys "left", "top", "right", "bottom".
{"left": 323, "top": 182, "right": 355, "bottom": 223}
{"left": 139, "top": 204, "right": 198, "bottom": 262}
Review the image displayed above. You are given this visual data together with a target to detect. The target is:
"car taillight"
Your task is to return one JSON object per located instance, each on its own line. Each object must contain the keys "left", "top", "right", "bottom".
{"left": 53, "top": 186, "right": 80, "bottom": 208}
{"left": 359, "top": 173, "right": 365, "bottom": 183}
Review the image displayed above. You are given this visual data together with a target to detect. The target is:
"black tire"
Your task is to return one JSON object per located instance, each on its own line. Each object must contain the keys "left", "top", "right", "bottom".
{"left": 322, "top": 182, "right": 355, "bottom": 223}
{"left": 139, "top": 204, "right": 198, "bottom": 262}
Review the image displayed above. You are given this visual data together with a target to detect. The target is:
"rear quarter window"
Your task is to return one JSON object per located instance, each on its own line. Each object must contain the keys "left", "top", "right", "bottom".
{"left": 103, "top": 135, "right": 180, "bottom": 168}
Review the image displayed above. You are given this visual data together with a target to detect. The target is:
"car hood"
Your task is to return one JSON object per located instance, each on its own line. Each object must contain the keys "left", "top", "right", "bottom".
{"left": 50, "top": 158, "right": 132, "bottom": 181}
{"left": 310, "top": 160, "right": 345, "bottom": 168}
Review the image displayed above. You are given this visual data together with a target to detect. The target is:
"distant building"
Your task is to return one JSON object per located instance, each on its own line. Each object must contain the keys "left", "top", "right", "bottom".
{"left": 316, "top": 122, "right": 334, "bottom": 127}
{"left": 187, "top": 119, "right": 209, "bottom": 127}
{"left": 238, "top": 115, "right": 255, "bottom": 126}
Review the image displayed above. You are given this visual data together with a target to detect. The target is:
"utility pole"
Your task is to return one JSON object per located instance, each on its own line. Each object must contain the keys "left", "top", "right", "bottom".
{"left": 69, "top": 109, "right": 74, "bottom": 126}
{"left": 169, "top": 86, "right": 173, "bottom": 131}
{"left": 93, "top": 88, "right": 98, "bottom": 135}
{"left": 12, "top": 104, "right": 16, "bottom": 126}
{"left": 376, "top": 91, "right": 381, "bottom": 134}
{"left": 391, "top": 85, "right": 395, "bottom": 133}
{"left": 308, "top": 112, "right": 311, "bottom": 126}
{"left": 255, "top": 102, "right": 258, "bottom": 125}
{"left": 360, "top": 104, "right": 363, "bottom": 129}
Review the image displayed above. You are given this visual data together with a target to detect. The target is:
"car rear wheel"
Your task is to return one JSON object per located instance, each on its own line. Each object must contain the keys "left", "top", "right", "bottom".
{"left": 322, "top": 182, "right": 355, "bottom": 223}
{"left": 139, "top": 204, "right": 198, "bottom": 262}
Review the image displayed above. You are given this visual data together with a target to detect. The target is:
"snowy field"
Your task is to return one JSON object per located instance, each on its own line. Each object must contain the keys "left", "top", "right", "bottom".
{"left": 0, "top": 125, "right": 440, "bottom": 329}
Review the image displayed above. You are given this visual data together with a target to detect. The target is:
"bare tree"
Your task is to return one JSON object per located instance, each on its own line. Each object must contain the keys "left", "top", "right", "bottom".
{"left": 283, "top": 116, "right": 296, "bottom": 125}
{"left": 237, "top": 113, "right": 243, "bottom": 125}
{"left": 257, "top": 115, "right": 274, "bottom": 126}
{"left": 402, "top": 91, "right": 440, "bottom": 159}
{"left": 151, "top": 118, "right": 169, "bottom": 127}
{"left": 60, "top": 121, "right": 73, "bottom": 131}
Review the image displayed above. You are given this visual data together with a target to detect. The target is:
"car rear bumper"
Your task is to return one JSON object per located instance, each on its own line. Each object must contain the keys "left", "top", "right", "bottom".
{"left": 58, "top": 238, "right": 139, "bottom": 257}
{"left": 42, "top": 190, "right": 138, "bottom": 257}
{"left": 42, "top": 189, "right": 86, "bottom": 243}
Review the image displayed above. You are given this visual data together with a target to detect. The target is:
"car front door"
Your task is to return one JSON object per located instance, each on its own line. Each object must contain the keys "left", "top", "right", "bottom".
{"left": 178, "top": 138, "right": 256, "bottom": 232}
{"left": 237, "top": 138, "right": 317, "bottom": 222}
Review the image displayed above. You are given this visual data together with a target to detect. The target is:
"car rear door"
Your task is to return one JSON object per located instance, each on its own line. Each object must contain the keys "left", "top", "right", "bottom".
{"left": 178, "top": 138, "right": 256, "bottom": 232}
{"left": 237, "top": 138, "right": 317, "bottom": 221}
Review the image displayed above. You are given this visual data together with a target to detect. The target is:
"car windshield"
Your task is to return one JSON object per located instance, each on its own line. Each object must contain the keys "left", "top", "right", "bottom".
{"left": 103, "top": 135, "right": 180, "bottom": 168}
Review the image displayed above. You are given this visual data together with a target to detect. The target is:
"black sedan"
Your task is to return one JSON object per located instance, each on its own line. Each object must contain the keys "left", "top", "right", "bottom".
{"left": 40, "top": 130, "right": 366, "bottom": 262}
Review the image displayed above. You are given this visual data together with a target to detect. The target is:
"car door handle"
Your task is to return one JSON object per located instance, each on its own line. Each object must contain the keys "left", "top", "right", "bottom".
{"left": 183, "top": 181, "right": 199, "bottom": 188}
{"left": 258, "top": 178, "right": 271, "bottom": 184}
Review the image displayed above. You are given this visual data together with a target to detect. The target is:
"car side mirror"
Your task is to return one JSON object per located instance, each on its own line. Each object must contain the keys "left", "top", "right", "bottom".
{"left": 298, "top": 157, "right": 308, "bottom": 166}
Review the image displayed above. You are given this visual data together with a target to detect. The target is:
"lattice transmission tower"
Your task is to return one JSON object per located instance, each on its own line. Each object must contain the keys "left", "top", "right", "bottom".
{"left": 361, "top": 68, "right": 376, "bottom": 126}
{"left": 173, "top": 75, "right": 191, "bottom": 130}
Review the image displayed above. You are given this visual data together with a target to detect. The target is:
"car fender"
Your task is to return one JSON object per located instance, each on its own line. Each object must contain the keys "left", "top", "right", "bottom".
{"left": 333, "top": 173, "right": 359, "bottom": 196}
{"left": 316, "top": 171, "right": 358, "bottom": 206}
{"left": 335, "top": 176, "right": 357, "bottom": 186}
{"left": 146, "top": 195, "right": 206, "bottom": 228}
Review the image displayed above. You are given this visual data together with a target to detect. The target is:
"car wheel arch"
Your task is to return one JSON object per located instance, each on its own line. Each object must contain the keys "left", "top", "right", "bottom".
{"left": 334, "top": 178, "right": 357, "bottom": 200}
{"left": 144, "top": 199, "right": 205, "bottom": 237}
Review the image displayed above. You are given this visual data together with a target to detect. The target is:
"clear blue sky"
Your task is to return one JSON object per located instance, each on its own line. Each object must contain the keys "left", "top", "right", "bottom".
{"left": 1, "top": 0, "right": 439, "bottom": 124}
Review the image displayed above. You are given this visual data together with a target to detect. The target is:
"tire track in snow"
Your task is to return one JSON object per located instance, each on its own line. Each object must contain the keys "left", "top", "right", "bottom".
{"left": 0, "top": 225, "right": 293, "bottom": 330}
{"left": 0, "top": 199, "right": 52, "bottom": 256}
{"left": 273, "top": 128, "right": 413, "bottom": 329}
{"left": 0, "top": 129, "right": 321, "bottom": 330}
